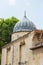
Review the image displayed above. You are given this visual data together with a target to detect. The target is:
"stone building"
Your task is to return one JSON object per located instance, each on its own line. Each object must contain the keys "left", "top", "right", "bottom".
{"left": 1, "top": 12, "right": 43, "bottom": 65}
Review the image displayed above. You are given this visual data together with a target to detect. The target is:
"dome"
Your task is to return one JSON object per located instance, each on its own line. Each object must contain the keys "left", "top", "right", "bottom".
{"left": 13, "top": 12, "right": 36, "bottom": 32}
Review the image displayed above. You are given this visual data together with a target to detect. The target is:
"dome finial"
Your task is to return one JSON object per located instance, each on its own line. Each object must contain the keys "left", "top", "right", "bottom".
{"left": 24, "top": 11, "right": 26, "bottom": 17}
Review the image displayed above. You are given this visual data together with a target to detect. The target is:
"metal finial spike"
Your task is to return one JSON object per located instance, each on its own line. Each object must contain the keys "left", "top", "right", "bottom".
{"left": 24, "top": 11, "right": 26, "bottom": 17}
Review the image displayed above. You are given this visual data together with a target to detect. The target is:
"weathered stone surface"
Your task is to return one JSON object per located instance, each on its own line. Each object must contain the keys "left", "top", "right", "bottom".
{"left": 1, "top": 30, "right": 43, "bottom": 65}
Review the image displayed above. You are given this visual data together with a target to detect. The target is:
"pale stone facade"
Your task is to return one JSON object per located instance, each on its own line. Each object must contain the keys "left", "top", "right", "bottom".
{"left": 1, "top": 13, "right": 43, "bottom": 65}
{"left": 1, "top": 30, "right": 43, "bottom": 65}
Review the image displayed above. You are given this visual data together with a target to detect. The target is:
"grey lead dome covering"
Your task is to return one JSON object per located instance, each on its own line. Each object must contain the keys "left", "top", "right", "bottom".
{"left": 13, "top": 12, "right": 36, "bottom": 32}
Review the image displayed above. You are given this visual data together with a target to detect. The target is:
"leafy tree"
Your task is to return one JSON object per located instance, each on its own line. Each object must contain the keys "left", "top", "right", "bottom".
{"left": 0, "top": 16, "right": 19, "bottom": 65}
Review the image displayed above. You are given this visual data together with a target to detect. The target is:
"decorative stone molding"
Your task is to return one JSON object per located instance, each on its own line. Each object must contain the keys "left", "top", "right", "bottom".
{"left": 33, "top": 32, "right": 43, "bottom": 41}
{"left": 20, "top": 40, "right": 25, "bottom": 46}
{"left": 30, "top": 42, "right": 43, "bottom": 50}
{"left": 7, "top": 47, "right": 11, "bottom": 52}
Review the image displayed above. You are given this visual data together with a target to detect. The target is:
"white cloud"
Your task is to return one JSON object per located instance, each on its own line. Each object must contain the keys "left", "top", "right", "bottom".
{"left": 9, "top": 0, "right": 16, "bottom": 6}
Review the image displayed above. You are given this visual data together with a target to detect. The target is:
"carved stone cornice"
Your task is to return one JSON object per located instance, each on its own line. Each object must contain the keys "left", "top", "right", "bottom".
{"left": 30, "top": 42, "right": 43, "bottom": 50}
{"left": 32, "top": 30, "right": 43, "bottom": 41}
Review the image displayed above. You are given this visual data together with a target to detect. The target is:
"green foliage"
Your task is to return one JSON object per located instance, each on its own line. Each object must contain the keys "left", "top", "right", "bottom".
{"left": 0, "top": 16, "right": 19, "bottom": 65}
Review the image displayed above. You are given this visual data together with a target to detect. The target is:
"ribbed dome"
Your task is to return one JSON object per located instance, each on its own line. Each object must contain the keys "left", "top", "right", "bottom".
{"left": 13, "top": 12, "right": 36, "bottom": 32}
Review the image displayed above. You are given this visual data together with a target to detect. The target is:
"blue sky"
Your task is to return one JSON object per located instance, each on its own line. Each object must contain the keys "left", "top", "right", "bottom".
{"left": 0, "top": 0, "right": 43, "bottom": 29}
